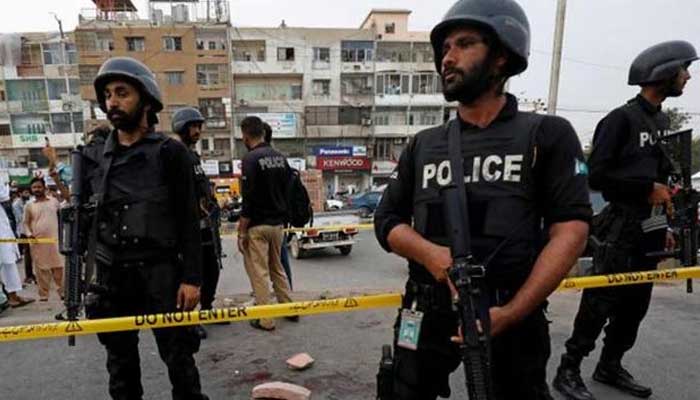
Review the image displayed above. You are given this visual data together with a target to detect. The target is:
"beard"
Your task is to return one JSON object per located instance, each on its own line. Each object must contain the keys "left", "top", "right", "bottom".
{"left": 107, "top": 103, "right": 145, "bottom": 132}
{"left": 442, "top": 57, "right": 501, "bottom": 105}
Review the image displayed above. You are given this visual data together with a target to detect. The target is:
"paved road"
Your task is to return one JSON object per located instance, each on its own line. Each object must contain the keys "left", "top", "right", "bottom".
{"left": 1, "top": 231, "right": 698, "bottom": 399}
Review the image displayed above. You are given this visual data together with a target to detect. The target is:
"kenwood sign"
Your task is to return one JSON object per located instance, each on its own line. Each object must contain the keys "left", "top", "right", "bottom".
{"left": 317, "top": 156, "right": 371, "bottom": 171}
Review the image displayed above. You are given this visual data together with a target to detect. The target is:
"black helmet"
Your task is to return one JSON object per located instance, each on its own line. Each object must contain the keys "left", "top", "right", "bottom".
{"left": 628, "top": 41, "right": 698, "bottom": 86}
{"left": 430, "top": 0, "right": 530, "bottom": 77}
{"left": 172, "top": 107, "right": 205, "bottom": 135}
{"left": 94, "top": 57, "right": 163, "bottom": 114}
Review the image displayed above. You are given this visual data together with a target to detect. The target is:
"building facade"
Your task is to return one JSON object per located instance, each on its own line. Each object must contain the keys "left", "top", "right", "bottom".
{"left": 231, "top": 9, "right": 455, "bottom": 194}
{"left": 0, "top": 31, "right": 83, "bottom": 170}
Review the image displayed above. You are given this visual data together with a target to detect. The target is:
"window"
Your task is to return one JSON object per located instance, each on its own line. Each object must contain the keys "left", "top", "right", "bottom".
{"left": 341, "top": 41, "right": 374, "bottom": 62}
{"left": 235, "top": 80, "right": 302, "bottom": 102}
{"left": 201, "top": 138, "right": 210, "bottom": 151}
{"left": 166, "top": 71, "right": 184, "bottom": 85}
{"left": 196, "top": 64, "right": 226, "bottom": 86}
{"left": 47, "top": 79, "right": 68, "bottom": 100}
{"left": 376, "top": 42, "right": 412, "bottom": 62}
{"left": 341, "top": 75, "right": 373, "bottom": 96}
{"left": 162, "top": 36, "right": 182, "bottom": 51}
{"left": 199, "top": 98, "right": 227, "bottom": 128}
{"left": 375, "top": 138, "right": 393, "bottom": 159}
{"left": 374, "top": 107, "right": 407, "bottom": 126}
{"left": 409, "top": 107, "right": 442, "bottom": 126}
{"left": 277, "top": 47, "right": 295, "bottom": 61}
{"left": 208, "top": 41, "right": 217, "bottom": 50}
{"left": 385, "top": 23, "right": 396, "bottom": 34}
{"left": 313, "top": 47, "right": 330, "bottom": 62}
{"left": 312, "top": 80, "right": 330, "bottom": 96}
{"left": 65, "top": 43, "right": 78, "bottom": 64}
{"left": 96, "top": 32, "right": 114, "bottom": 52}
{"left": 69, "top": 79, "right": 80, "bottom": 95}
{"left": 306, "top": 106, "right": 338, "bottom": 126}
{"left": 411, "top": 73, "right": 441, "bottom": 95}
{"left": 376, "top": 73, "right": 410, "bottom": 95}
{"left": 214, "top": 138, "right": 230, "bottom": 150}
{"left": 126, "top": 37, "right": 145, "bottom": 52}
{"left": 412, "top": 42, "right": 434, "bottom": 63}
{"left": 0, "top": 124, "right": 10, "bottom": 136}
{"left": 291, "top": 84, "right": 302, "bottom": 100}
{"left": 231, "top": 40, "right": 265, "bottom": 61}
{"left": 42, "top": 43, "right": 64, "bottom": 65}
{"left": 73, "top": 112, "right": 83, "bottom": 133}
{"left": 338, "top": 106, "right": 371, "bottom": 125}
{"left": 51, "top": 113, "right": 72, "bottom": 133}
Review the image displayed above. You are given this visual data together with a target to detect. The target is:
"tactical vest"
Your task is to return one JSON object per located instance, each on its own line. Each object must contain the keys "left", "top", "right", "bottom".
{"left": 82, "top": 132, "right": 177, "bottom": 253}
{"left": 411, "top": 112, "right": 543, "bottom": 283}
{"left": 607, "top": 101, "right": 671, "bottom": 187}
{"left": 189, "top": 148, "right": 217, "bottom": 243}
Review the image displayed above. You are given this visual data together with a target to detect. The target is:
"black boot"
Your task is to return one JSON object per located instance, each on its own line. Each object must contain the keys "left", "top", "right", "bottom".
{"left": 552, "top": 354, "right": 596, "bottom": 400}
{"left": 593, "top": 360, "right": 651, "bottom": 398}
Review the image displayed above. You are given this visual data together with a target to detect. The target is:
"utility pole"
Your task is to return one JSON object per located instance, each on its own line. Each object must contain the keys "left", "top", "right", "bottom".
{"left": 547, "top": 0, "right": 567, "bottom": 115}
{"left": 50, "top": 12, "right": 77, "bottom": 147}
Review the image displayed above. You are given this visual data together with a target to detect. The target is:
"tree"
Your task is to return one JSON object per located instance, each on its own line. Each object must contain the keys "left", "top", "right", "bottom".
{"left": 665, "top": 107, "right": 692, "bottom": 132}
{"left": 664, "top": 107, "right": 700, "bottom": 174}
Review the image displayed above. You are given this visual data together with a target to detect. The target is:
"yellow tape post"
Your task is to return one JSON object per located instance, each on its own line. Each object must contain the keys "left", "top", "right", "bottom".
{"left": 1, "top": 267, "right": 697, "bottom": 343}
{"left": 0, "top": 238, "right": 57, "bottom": 244}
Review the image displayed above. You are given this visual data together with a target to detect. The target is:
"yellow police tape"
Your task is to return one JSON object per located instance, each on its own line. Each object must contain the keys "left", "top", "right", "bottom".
{"left": 0, "top": 238, "right": 57, "bottom": 244}
{"left": 0, "top": 266, "right": 698, "bottom": 343}
{"left": 0, "top": 294, "right": 400, "bottom": 343}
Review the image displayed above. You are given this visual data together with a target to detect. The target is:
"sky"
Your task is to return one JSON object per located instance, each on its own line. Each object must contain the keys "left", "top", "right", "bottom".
{"left": 1, "top": 0, "right": 700, "bottom": 144}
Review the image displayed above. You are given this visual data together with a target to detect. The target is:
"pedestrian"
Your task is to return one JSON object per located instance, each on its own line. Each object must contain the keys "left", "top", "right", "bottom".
{"left": 263, "top": 121, "right": 293, "bottom": 289}
{"left": 23, "top": 176, "right": 65, "bottom": 301}
{"left": 238, "top": 116, "right": 296, "bottom": 331}
{"left": 78, "top": 57, "right": 208, "bottom": 400}
{"left": 373, "top": 0, "right": 591, "bottom": 398}
{"left": 0, "top": 181, "right": 34, "bottom": 308}
{"left": 172, "top": 106, "right": 225, "bottom": 339}
{"left": 552, "top": 41, "right": 697, "bottom": 400}
{"left": 12, "top": 186, "right": 35, "bottom": 284}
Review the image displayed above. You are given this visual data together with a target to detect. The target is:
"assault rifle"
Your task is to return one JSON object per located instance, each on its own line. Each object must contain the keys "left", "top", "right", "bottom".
{"left": 649, "top": 129, "right": 698, "bottom": 293}
{"left": 58, "top": 148, "right": 97, "bottom": 345}
{"left": 442, "top": 121, "right": 494, "bottom": 399}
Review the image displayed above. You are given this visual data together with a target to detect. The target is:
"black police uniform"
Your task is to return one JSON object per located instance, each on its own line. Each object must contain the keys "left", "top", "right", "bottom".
{"left": 374, "top": 94, "right": 591, "bottom": 400}
{"left": 188, "top": 148, "right": 222, "bottom": 310}
{"left": 563, "top": 95, "right": 671, "bottom": 364}
{"left": 80, "top": 129, "right": 206, "bottom": 400}
{"left": 241, "top": 142, "right": 289, "bottom": 226}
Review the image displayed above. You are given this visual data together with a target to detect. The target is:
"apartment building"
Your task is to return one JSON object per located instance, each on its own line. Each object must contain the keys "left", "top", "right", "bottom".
{"left": 75, "top": 0, "right": 234, "bottom": 174}
{"left": 232, "top": 9, "right": 455, "bottom": 193}
{"left": 0, "top": 31, "right": 83, "bottom": 173}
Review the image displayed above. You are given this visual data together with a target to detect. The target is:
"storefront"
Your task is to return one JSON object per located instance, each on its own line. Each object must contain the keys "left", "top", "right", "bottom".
{"left": 370, "top": 160, "right": 398, "bottom": 189}
{"left": 314, "top": 154, "right": 371, "bottom": 196}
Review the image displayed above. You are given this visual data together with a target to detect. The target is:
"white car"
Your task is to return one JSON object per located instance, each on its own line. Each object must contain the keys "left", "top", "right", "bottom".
{"left": 325, "top": 199, "right": 344, "bottom": 211}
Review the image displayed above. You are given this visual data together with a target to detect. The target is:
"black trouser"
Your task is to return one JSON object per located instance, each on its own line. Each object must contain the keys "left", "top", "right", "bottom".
{"left": 564, "top": 207, "right": 663, "bottom": 363}
{"left": 200, "top": 244, "right": 220, "bottom": 310}
{"left": 564, "top": 240, "right": 658, "bottom": 363}
{"left": 91, "top": 260, "right": 206, "bottom": 400}
{"left": 19, "top": 235, "right": 34, "bottom": 280}
{"left": 392, "top": 283, "right": 553, "bottom": 400}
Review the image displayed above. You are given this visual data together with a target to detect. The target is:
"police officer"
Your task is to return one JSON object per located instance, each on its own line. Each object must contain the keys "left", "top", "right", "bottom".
{"left": 553, "top": 41, "right": 697, "bottom": 400}
{"left": 172, "top": 107, "right": 224, "bottom": 339}
{"left": 373, "top": 0, "right": 591, "bottom": 398}
{"left": 80, "top": 57, "right": 208, "bottom": 400}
